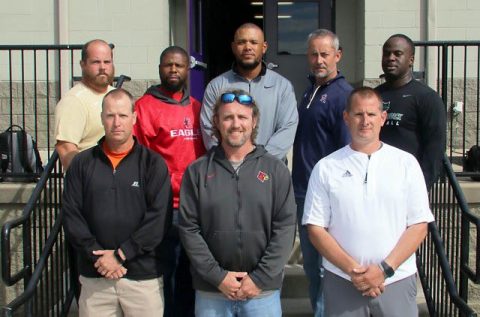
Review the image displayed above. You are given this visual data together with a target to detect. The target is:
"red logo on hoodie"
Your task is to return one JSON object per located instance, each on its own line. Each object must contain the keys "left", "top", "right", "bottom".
{"left": 257, "top": 171, "right": 269, "bottom": 183}
{"left": 183, "top": 117, "right": 192, "bottom": 129}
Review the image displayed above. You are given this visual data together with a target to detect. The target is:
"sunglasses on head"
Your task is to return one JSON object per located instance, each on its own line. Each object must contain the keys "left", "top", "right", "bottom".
{"left": 220, "top": 92, "right": 254, "bottom": 105}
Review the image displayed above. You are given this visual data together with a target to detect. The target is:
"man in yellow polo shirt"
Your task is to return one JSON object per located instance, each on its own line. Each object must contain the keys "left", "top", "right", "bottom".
{"left": 54, "top": 39, "right": 115, "bottom": 170}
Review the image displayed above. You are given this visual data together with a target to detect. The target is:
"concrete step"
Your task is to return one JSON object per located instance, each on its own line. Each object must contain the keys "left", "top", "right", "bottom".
{"left": 282, "top": 265, "right": 313, "bottom": 317}
{"left": 282, "top": 298, "right": 313, "bottom": 317}
{"left": 281, "top": 264, "right": 430, "bottom": 317}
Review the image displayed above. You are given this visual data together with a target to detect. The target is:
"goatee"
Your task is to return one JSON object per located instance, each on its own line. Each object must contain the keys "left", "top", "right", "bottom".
{"left": 237, "top": 59, "right": 261, "bottom": 71}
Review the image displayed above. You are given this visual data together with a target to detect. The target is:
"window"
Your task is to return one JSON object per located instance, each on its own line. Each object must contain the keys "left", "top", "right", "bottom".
{"left": 277, "top": 2, "right": 319, "bottom": 55}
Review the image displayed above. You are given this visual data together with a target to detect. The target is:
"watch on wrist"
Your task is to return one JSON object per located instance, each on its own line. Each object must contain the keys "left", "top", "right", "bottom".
{"left": 114, "top": 249, "right": 125, "bottom": 265}
{"left": 380, "top": 260, "right": 395, "bottom": 278}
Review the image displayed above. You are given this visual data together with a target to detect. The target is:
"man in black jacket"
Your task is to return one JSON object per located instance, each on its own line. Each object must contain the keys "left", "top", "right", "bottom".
{"left": 63, "top": 88, "right": 172, "bottom": 317}
{"left": 376, "top": 34, "right": 446, "bottom": 189}
{"left": 179, "top": 90, "right": 296, "bottom": 316}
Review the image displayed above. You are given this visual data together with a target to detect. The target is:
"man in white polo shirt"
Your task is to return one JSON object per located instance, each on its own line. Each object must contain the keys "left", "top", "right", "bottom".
{"left": 303, "top": 86, "right": 434, "bottom": 317}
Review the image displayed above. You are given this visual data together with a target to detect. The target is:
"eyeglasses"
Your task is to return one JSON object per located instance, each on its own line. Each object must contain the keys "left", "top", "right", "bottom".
{"left": 220, "top": 92, "right": 253, "bottom": 105}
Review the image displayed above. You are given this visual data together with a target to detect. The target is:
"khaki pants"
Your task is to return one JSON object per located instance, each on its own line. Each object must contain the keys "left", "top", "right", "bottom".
{"left": 79, "top": 275, "right": 164, "bottom": 317}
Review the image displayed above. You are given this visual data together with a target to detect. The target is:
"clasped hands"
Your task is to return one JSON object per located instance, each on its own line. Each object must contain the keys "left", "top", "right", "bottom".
{"left": 349, "top": 264, "right": 385, "bottom": 297}
{"left": 92, "top": 249, "right": 127, "bottom": 279}
{"left": 218, "top": 271, "right": 261, "bottom": 301}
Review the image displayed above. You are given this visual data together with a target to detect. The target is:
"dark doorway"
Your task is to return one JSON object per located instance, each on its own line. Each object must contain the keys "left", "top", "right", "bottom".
{"left": 193, "top": 0, "right": 334, "bottom": 101}
{"left": 203, "top": 0, "right": 263, "bottom": 81}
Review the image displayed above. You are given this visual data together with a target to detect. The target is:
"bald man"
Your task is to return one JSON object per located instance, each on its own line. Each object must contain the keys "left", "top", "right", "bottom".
{"left": 375, "top": 34, "right": 446, "bottom": 189}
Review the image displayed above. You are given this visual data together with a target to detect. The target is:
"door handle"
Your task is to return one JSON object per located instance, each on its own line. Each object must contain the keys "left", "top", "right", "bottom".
{"left": 267, "top": 62, "right": 278, "bottom": 69}
{"left": 190, "top": 56, "right": 208, "bottom": 70}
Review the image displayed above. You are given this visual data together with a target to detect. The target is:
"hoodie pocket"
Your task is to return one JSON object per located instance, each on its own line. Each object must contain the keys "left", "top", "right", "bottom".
{"left": 241, "top": 230, "right": 268, "bottom": 271}
{"left": 205, "top": 231, "right": 240, "bottom": 271}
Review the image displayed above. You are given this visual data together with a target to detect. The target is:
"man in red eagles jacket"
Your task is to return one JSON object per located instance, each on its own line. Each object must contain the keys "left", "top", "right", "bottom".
{"left": 134, "top": 46, "right": 205, "bottom": 317}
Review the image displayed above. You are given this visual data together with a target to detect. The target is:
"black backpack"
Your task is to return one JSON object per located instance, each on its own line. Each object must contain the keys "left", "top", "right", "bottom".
{"left": 0, "top": 125, "right": 44, "bottom": 182}
{"left": 463, "top": 145, "right": 480, "bottom": 181}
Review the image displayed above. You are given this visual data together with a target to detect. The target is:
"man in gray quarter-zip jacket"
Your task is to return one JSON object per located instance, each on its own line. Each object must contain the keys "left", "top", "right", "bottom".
{"left": 179, "top": 89, "right": 296, "bottom": 317}
{"left": 201, "top": 23, "right": 298, "bottom": 161}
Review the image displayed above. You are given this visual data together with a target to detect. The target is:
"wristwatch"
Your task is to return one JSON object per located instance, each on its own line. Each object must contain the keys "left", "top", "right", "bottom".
{"left": 114, "top": 249, "right": 125, "bottom": 265}
{"left": 380, "top": 260, "right": 395, "bottom": 278}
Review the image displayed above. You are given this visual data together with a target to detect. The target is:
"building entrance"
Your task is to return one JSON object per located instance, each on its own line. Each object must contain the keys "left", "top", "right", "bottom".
{"left": 189, "top": 0, "right": 334, "bottom": 102}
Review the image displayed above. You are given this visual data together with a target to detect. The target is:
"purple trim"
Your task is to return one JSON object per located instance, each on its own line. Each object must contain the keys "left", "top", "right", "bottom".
{"left": 188, "top": 0, "right": 206, "bottom": 101}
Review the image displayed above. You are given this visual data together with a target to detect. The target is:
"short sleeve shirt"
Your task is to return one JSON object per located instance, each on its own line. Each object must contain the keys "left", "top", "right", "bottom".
{"left": 303, "top": 143, "right": 434, "bottom": 284}
{"left": 54, "top": 82, "right": 114, "bottom": 151}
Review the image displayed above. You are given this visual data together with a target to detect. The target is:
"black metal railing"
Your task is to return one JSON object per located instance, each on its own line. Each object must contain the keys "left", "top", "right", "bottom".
{"left": 0, "top": 72, "right": 130, "bottom": 317}
{"left": 414, "top": 41, "right": 480, "bottom": 163}
{"left": 0, "top": 45, "right": 84, "bottom": 154}
{"left": 0, "top": 44, "right": 126, "bottom": 156}
{"left": 1, "top": 151, "right": 71, "bottom": 317}
{"left": 418, "top": 153, "right": 480, "bottom": 316}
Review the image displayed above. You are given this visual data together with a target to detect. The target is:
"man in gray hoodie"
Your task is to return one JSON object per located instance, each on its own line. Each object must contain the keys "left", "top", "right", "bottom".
{"left": 179, "top": 90, "right": 296, "bottom": 316}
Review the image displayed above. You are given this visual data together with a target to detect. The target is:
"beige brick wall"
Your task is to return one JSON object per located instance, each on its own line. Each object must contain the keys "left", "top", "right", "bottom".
{"left": 355, "top": 0, "right": 480, "bottom": 82}
{"left": 362, "top": 0, "right": 421, "bottom": 79}
{"left": 436, "top": 0, "right": 480, "bottom": 40}
{"left": 0, "top": 0, "right": 170, "bottom": 81}
{"left": 0, "top": 0, "right": 55, "bottom": 44}
{"left": 66, "top": 0, "right": 169, "bottom": 80}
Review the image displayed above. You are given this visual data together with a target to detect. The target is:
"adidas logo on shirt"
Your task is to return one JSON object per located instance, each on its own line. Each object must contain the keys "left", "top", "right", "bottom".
{"left": 342, "top": 170, "right": 352, "bottom": 177}
{"left": 131, "top": 181, "right": 140, "bottom": 187}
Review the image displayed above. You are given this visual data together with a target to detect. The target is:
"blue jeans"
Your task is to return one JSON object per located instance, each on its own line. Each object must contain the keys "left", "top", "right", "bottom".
{"left": 297, "top": 197, "right": 324, "bottom": 317}
{"left": 195, "top": 290, "right": 282, "bottom": 317}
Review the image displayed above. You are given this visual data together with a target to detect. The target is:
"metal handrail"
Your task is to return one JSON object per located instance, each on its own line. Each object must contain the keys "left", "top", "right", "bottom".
{"left": 1, "top": 150, "right": 70, "bottom": 316}
{"left": 1, "top": 75, "right": 130, "bottom": 316}
{"left": 1, "top": 151, "right": 60, "bottom": 286}
{"left": 419, "top": 222, "right": 476, "bottom": 316}
{"left": 442, "top": 155, "right": 480, "bottom": 283}
{"left": 2, "top": 213, "right": 74, "bottom": 317}
{"left": 418, "top": 153, "right": 480, "bottom": 316}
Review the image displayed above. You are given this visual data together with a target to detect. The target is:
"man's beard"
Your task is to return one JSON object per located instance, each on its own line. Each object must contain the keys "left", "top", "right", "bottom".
{"left": 226, "top": 136, "right": 247, "bottom": 148}
{"left": 312, "top": 67, "right": 331, "bottom": 79}
{"left": 161, "top": 77, "right": 185, "bottom": 92}
{"left": 83, "top": 71, "right": 113, "bottom": 88}
{"left": 236, "top": 59, "right": 261, "bottom": 71}
{"left": 224, "top": 129, "right": 250, "bottom": 148}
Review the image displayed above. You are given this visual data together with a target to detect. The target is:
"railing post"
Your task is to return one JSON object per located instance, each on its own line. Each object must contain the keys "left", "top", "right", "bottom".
{"left": 22, "top": 219, "right": 32, "bottom": 317}
{"left": 441, "top": 43, "right": 449, "bottom": 109}
{"left": 460, "top": 203, "right": 471, "bottom": 305}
